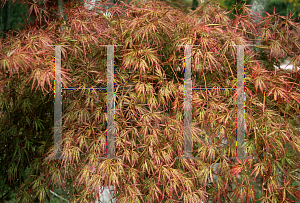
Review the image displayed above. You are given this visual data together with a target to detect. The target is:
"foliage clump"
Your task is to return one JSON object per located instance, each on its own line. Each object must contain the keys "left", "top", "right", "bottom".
{"left": 1, "top": 0, "right": 300, "bottom": 202}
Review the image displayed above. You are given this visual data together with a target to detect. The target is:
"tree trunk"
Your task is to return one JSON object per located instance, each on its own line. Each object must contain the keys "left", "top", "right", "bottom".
{"left": 250, "top": 0, "right": 269, "bottom": 23}
{"left": 58, "top": 0, "right": 66, "bottom": 30}
{"left": 83, "top": 1, "right": 117, "bottom": 202}
{"left": 249, "top": 0, "right": 269, "bottom": 199}
{"left": 58, "top": 0, "right": 64, "bottom": 19}
{"left": 250, "top": 0, "right": 269, "bottom": 46}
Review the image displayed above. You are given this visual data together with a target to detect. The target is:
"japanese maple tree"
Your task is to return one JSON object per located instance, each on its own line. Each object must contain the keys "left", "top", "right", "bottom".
{"left": 0, "top": 0, "right": 300, "bottom": 202}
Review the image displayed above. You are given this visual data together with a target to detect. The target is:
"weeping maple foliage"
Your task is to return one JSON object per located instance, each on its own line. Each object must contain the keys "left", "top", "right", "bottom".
{"left": 1, "top": 0, "right": 300, "bottom": 202}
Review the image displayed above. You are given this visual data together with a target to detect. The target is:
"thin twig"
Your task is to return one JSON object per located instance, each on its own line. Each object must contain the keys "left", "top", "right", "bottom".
{"left": 50, "top": 190, "right": 69, "bottom": 202}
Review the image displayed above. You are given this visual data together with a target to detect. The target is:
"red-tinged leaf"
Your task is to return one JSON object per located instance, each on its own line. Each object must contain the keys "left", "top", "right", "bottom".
{"left": 230, "top": 164, "right": 243, "bottom": 179}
